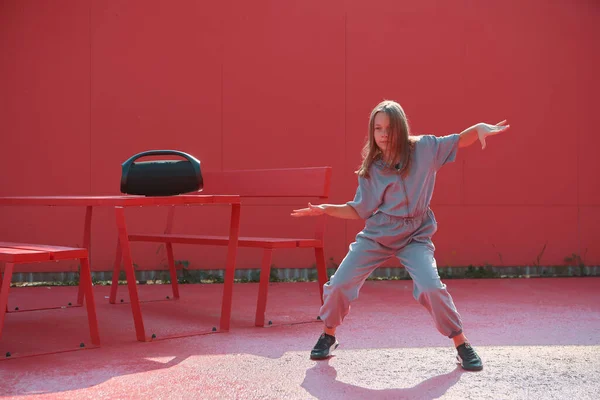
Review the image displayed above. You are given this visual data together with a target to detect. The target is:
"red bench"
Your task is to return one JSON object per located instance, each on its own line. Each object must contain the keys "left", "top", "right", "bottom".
{"left": 0, "top": 242, "right": 100, "bottom": 358}
{"left": 122, "top": 166, "right": 332, "bottom": 327}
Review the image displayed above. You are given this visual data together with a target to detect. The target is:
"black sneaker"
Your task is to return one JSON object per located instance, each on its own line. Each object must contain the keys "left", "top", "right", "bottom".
{"left": 310, "top": 333, "right": 339, "bottom": 360}
{"left": 456, "top": 342, "right": 483, "bottom": 371}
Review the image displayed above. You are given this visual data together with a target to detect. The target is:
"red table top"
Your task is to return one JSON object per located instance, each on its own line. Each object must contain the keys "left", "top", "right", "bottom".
{"left": 0, "top": 195, "right": 240, "bottom": 207}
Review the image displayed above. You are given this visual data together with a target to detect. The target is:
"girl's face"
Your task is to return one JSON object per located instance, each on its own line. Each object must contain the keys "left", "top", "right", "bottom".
{"left": 373, "top": 111, "right": 392, "bottom": 154}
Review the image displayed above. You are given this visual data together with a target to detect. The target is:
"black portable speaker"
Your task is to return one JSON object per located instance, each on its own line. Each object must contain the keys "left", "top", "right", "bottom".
{"left": 120, "top": 150, "right": 203, "bottom": 196}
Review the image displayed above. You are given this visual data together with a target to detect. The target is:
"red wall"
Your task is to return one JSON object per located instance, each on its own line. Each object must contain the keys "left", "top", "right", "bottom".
{"left": 1, "top": 0, "right": 598, "bottom": 273}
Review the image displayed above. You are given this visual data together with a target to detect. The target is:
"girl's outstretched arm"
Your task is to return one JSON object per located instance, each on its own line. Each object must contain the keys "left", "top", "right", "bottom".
{"left": 459, "top": 120, "right": 510, "bottom": 149}
{"left": 291, "top": 203, "right": 361, "bottom": 219}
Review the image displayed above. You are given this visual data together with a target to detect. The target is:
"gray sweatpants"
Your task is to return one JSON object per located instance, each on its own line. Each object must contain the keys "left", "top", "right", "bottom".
{"left": 319, "top": 209, "right": 463, "bottom": 338}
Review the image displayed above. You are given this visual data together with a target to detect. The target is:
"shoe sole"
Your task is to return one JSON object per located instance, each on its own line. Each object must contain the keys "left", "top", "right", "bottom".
{"left": 310, "top": 341, "right": 339, "bottom": 360}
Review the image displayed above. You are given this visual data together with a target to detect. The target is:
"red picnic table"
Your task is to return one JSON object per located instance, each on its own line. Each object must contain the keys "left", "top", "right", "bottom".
{"left": 0, "top": 195, "right": 241, "bottom": 342}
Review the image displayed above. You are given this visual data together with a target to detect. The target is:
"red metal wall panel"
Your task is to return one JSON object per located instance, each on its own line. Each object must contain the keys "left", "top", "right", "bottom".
{"left": 0, "top": 0, "right": 597, "bottom": 272}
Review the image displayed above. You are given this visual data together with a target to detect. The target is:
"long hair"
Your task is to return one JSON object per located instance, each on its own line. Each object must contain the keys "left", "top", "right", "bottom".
{"left": 356, "top": 100, "right": 416, "bottom": 178}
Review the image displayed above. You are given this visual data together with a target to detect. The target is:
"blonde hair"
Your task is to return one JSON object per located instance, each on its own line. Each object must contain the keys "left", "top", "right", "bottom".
{"left": 356, "top": 100, "right": 416, "bottom": 178}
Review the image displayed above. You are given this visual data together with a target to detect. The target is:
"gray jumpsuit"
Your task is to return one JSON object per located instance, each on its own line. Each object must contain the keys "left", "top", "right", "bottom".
{"left": 319, "top": 133, "right": 463, "bottom": 338}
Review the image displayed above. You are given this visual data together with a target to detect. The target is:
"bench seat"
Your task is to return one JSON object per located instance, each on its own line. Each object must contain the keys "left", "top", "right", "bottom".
{"left": 0, "top": 242, "right": 100, "bottom": 358}
{"left": 0, "top": 242, "right": 88, "bottom": 263}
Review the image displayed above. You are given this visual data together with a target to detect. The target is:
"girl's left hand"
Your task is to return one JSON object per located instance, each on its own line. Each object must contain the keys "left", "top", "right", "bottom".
{"left": 477, "top": 120, "right": 510, "bottom": 149}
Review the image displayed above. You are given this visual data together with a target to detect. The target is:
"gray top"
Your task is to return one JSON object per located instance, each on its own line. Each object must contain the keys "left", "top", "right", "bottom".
{"left": 347, "top": 134, "right": 460, "bottom": 219}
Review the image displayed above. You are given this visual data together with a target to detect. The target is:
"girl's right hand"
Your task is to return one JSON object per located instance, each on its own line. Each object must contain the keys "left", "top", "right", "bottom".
{"left": 291, "top": 202, "right": 326, "bottom": 217}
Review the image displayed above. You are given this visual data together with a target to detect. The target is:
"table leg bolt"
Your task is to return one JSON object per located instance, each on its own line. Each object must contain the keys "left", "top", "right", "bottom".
{"left": 5, "top": 352, "right": 11, "bottom": 358}
{"left": 14, "top": 307, "right": 19, "bottom": 311}
{"left": 166, "top": 296, "right": 170, "bottom": 299}
{"left": 68, "top": 303, "right": 72, "bottom": 306}
{"left": 152, "top": 334, "right": 157, "bottom": 339}
{"left": 120, "top": 299, "right": 124, "bottom": 303}
{"left": 212, "top": 327, "right": 217, "bottom": 332}
{"left": 317, "top": 316, "right": 321, "bottom": 320}
{"left": 80, "top": 343, "right": 85, "bottom": 348}
{"left": 268, "top": 320, "right": 273, "bottom": 325}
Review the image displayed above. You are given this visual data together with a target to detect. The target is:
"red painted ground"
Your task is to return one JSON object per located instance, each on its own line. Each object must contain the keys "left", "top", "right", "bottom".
{"left": 1, "top": 278, "right": 599, "bottom": 399}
